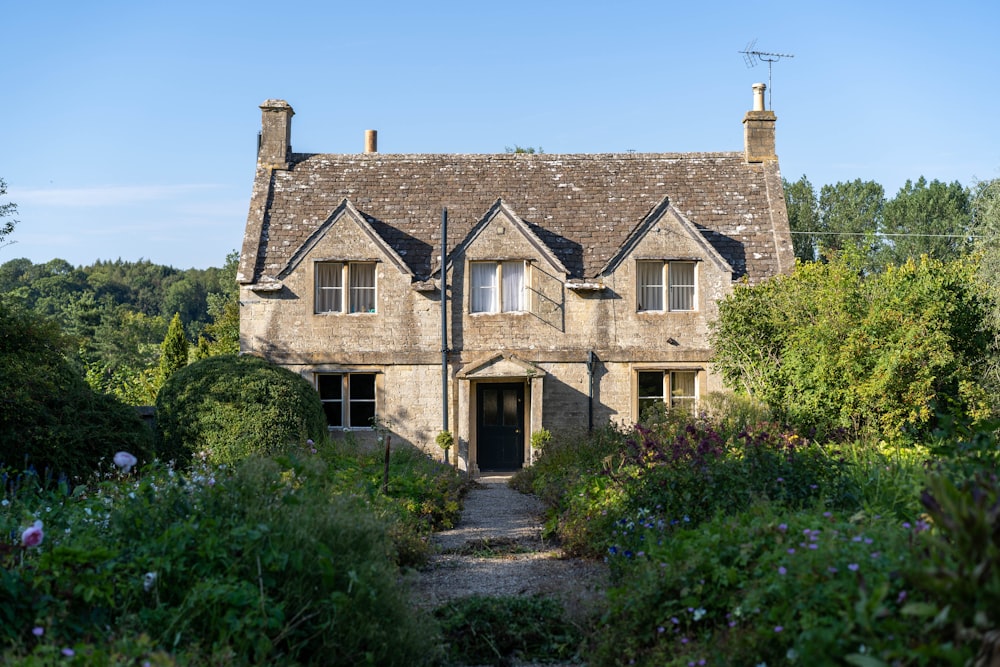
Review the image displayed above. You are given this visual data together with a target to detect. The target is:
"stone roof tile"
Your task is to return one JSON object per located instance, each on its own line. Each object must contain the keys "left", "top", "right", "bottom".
{"left": 241, "top": 152, "right": 790, "bottom": 284}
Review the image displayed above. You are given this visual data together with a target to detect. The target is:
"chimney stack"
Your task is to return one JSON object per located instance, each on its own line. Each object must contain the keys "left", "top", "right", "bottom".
{"left": 365, "top": 129, "right": 378, "bottom": 154}
{"left": 742, "top": 83, "right": 776, "bottom": 163}
{"left": 258, "top": 99, "right": 294, "bottom": 170}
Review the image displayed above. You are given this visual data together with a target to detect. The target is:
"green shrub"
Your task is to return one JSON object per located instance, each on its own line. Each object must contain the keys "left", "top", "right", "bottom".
{"left": 322, "top": 439, "right": 466, "bottom": 566}
{"left": 523, "top": 416, "right": 855, "bottom": 556}
{"left": 0, "top": 298, "right": 153, "bottom": 480}
{"left": 155, "top": 355, "right": 327, "bottom": 466}
{"left": 594, "top": 504, "right": 956, "bottom": 666}
{"left": 435, "top": 595, "right": 582, "bottom": 665}
{"left": 1, "top": 454, "right": 443, "bottom": 666}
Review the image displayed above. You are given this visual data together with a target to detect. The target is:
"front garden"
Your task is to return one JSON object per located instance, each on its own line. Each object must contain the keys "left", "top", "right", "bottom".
{"left": 513, "top": 403, "right": 1000, "bottom": 666}
{"left": 1, "top": 438, "right": 464, "bottom": 666}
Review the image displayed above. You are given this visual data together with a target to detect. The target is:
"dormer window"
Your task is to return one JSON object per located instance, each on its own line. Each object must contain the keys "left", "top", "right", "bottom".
{"left": 637, "top": 260, "right": 696, "bottom": 312}
{"left": 470, "top": 261, "right": 526, "bottom": 313}
{"left": 316, "top": 262, "right": 376, "bottom": 314}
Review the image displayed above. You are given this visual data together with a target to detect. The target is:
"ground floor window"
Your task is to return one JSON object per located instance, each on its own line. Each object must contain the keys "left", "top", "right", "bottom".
{"left": 316, "top": 373, "right": 376, "bottom": 428}
{"left": 637, "top": 370, "right": 698, "bottom": 417}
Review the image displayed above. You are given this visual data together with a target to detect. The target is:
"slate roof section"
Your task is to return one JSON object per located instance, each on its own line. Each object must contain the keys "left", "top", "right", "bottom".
{"left": 239, "top": 151, "right": 792, "bottom": 286}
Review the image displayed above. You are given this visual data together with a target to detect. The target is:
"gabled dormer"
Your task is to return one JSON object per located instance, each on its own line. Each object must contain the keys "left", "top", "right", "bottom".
{"left": 277, "top": 199, "right": 412, "bottom": 315}
{"left": 602, "top": 196, "right": 734, "bottom": 314}
{"left": 448, "top": 200, "right": 567, "bottom": 327}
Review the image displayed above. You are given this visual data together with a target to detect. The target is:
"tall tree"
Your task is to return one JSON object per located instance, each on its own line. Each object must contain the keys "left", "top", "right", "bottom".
{"left": 881, "top": 177, "right": 971, "bottom": 266}
{"left": 972, "top": 177, "right": 1000, "bottom": 386}
{"left": 158, "top": 313, "right": 190, "bottom": 385}
{"left": 783, "top": 175, "right": 820, "bottom": 262}
{"left": 0, "top": 178, "right": 17, "bottom": 249}
{"left": 195, "top": 251, "right": 240, "bottom": 357}
{"left": 818, "top": 179, "right": 885, "bottom": 268}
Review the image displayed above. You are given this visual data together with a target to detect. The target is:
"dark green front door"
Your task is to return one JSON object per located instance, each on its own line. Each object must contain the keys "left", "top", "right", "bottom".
{"left": 476, "top": 383, "right": 524, "bottom": 471}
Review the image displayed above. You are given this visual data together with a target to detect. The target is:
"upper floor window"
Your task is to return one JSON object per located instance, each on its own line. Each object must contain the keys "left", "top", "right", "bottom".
{"left": 316, "top": 372, "right": 376, "bottom": 428}
{"left": 637, "top": 370, "right": 698, "bottom": 418}
{"left": 637, "top": 260, "right": 696, "bottom": 312}
{"left": 470, "top": 261, "right": 526, "bottom": 313}
{"left": 315, "top": 262, "right": 376, "bottom": 314}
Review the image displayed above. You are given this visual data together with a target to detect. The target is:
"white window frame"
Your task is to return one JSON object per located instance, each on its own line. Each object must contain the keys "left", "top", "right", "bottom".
{"left": 315, "top": 262, "right": 377, "bottom": 314}
{"left": 469, "top": 260, "right": 527, "bottom": 313}
{"left": 636, "top": 369, "right": 699, "bottom": 418}
{"left": 316, "top": 372, "right": 377, "bottom": 429}
{"left": 636, "top": 260, "right": 697, "bottom": 312}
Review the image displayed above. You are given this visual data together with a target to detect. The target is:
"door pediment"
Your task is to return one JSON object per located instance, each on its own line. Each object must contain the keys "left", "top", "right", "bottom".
{"left": 456, "top": 353, "right": 547, "bottom": 380}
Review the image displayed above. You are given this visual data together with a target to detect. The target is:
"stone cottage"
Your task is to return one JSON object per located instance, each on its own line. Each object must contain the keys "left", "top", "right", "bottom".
{"left": 238, "top": 84, "right": 794, "bottom": 473}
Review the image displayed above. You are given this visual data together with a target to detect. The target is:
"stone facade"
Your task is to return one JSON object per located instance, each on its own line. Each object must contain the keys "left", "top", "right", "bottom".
{"left": 239, "top": 85, "right": 793, "bottom": 472}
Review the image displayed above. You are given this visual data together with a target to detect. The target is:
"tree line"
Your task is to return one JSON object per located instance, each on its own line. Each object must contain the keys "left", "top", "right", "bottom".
{"left": 0, "top": 253, "right": 239, "bottom": 405}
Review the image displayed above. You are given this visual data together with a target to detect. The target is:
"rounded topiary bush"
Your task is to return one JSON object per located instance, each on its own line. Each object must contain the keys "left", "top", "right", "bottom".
{"left": 155, "top": 354, "right": 328, "bottom": 465}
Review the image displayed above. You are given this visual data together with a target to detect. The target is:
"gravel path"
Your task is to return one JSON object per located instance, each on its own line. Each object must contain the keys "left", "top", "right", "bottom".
{"left": 408, "top": 474, "right": 608, "bottom": 625}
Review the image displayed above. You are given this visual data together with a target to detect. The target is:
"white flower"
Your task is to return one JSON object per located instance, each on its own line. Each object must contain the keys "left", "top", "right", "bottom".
{"left": 143, "top": 572, "right": 157, "bottom": 592}
{"left": 113, "top": 451, "right": 138, "bottom": 473}
{"left": 1, "top": 499, "right": 8, "bottom": 507}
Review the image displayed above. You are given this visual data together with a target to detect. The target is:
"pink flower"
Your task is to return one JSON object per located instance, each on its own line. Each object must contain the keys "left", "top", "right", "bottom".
{"left": 21, "top": 520, "right": 44, "bottom": 547}
{"left": 113, "top": 451, "right": 137, "bottom": 473}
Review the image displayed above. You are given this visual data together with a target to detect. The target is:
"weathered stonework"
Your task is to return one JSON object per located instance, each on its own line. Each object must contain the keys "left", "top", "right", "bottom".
{"left": 239, "top": 88, "right": 792, "bottom": 472}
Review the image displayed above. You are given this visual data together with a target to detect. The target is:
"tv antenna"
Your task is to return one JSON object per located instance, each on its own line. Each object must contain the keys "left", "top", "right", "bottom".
{"left": 740, "top": 39, "right": 794, "bottom": 109}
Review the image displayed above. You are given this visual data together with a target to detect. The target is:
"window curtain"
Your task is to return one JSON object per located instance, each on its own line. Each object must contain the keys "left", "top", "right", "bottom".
{"left": 668, "top": 262, "right": 695, "bottom": 311}
{"left": 316, "top": 263, "right": 343, "bottom": 313}
{"left": 349, "top": 263, "right": 376, "bottom": 313}
{"left": 501, "top": 261, "right": 524, "bottom": 312}
{"left": 471, "top": 263, "right": 497, "bottom": 313}
{"left": 637, "top": 261, "right": 664, "bottom": 311}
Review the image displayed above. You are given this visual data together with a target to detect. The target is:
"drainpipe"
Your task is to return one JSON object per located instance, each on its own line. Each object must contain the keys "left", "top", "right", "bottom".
{"left": 441, "top": 208, "right": 449, "bottom": 463}
{"left": 586, "top": 351, "right": 596, "bottom": 432}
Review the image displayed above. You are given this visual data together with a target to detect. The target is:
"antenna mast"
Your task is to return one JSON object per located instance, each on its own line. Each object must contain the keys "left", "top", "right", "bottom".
{"left": 739, "top": 39, "right": 795, "bottom": 108}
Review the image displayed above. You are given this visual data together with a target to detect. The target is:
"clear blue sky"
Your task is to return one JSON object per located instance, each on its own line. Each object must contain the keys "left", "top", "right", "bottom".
{"left": 4, "top": 0, "right": 999, "bottom": 270}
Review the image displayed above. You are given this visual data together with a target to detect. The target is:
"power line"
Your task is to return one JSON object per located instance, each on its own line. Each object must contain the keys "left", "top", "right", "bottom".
{"left": 789, "top": 230, "right": 981, "bottom": 239}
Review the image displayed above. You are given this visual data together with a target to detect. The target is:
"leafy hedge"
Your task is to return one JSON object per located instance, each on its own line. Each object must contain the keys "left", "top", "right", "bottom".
{"left": 155, "top": 355, "right": 328, "bottom": 465}
{"left": 0, "top": 299, "right": 153, "bottom": 480}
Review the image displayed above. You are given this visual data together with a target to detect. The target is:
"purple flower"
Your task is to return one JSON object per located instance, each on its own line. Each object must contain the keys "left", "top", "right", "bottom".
{"left": 778, "top": 523, "right": 788, "bottom": 532}
{"left": 828, "top": 566, "right": 838, "bottom": 573}
{"left": 21, "top": 520, "right": 43, "bottom": 548}
{"left": 61, "top": 648, "right": 75, "bottom": 657}
{"left": 822, "top": 511, "right": 832, "bottom": 518}
{"left": 897, "top": 590, "right": 907, "bottom": 603}
{"left": 787, "top": 547, "right": 795, "bottom": 554}
{"left": 32, "top": 627, "right": 43, "bottom": 637}
{"left": 778, "top": 566, "right": 787, "bottom": 575}
{"left": 848, "top": 563, "right": 859, "bottom": 572}
{"left": 774, "top": 625, "right": 784, "bottom": 633}
{"left": 658, "top": 626, "right": 665, "bottom": 633}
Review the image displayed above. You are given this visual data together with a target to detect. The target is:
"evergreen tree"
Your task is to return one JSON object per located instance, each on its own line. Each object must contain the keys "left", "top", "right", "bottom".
{"left": 158, "top": 313, "right": 189, "bottom": 385}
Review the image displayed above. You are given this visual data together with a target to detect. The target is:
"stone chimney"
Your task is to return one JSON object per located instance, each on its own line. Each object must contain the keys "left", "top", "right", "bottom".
{"left": 258, "top": 99, "right": 294, "bottom": 169}
{"left": 365, "top": 129, "right": 378, "bottom": 153}
{"left": 742, "top": 83, "right": 776, "bottom": 163}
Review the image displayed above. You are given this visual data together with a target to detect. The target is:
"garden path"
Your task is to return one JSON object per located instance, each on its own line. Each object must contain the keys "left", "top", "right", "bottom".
{"left": 408, "top": 472, "right": 608, "bottom": 623}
